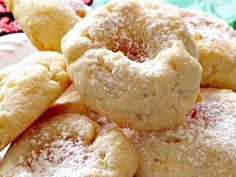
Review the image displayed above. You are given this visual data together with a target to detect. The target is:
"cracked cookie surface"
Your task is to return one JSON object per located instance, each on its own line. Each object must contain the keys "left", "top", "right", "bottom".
{"left": 62, "top": 0, "right": 202, "bottom": 131}
{"left": 0, "top": 51, "right": 69, "bottom": 151}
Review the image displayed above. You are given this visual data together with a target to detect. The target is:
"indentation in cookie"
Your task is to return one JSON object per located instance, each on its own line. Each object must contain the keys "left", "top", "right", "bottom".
{"left": 62, "top": 0, "right": 201, "bottom": 131}
{"left": 111, "top": 37, "right": 148, "bottom": 63}
{"left": 21, "top": 138, "right": 91, "bottom": 174}
{"left": 0, "top": 113, "right": 138, "bottom": 177}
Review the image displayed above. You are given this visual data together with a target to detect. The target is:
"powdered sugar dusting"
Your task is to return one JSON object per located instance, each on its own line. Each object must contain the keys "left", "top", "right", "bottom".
{"left": 111, "top": 35, "right": 149, "bottom": 63}
{"left": 14, "top": 136, "right": 95, "bottom": 177}
{"left": 186, "top": 90, "right": 236, "bottom": 147}
{"left": 179, "top": 8, "right": 236, "bottom": 41}
{"left": 87, "top": 111, "right": 117, "bottom": 129}
{"left": 131, "top": 89, "right": 236, "bottom": 177}
{"left": 2, "top": 112, "right": 138, "bottom": 177}
{"left": 7, "top": 113, "right": 100, "bottom": 177}
{"left": 90, "top": 2, "right": 151, "bottom": 63}
{"left": 161, "top": 3, "right": 236, "bottom": 43}
{"left": 80, "top": 0, "right": 196, "bottom": 63}
{"left": 134, "top": 89, "right": 236, "bottom": 148}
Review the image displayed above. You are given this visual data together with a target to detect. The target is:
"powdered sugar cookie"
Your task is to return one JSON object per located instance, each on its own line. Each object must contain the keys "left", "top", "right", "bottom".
{"left": 26, "top": 85, "right": 236, "bottom": 177}
{"left": 163, "top": 4, "right": 236, "bottom": 91}
{"left": 62, "top": 0, "right": 202, "bottom": 131}
{"left": 181, "top": 9, "right": 236, "bottom": 91}
{"left": 0, "top": 52, "right": 69, "bottom": 151}
{"left": 128, "top": 88, "right": 236, "bottom": 177}
{"left": 5, "top": 0, "right": 91, "bottom": 51}
{"left": 0, "top": 112, "right": 138, "bottom": 177}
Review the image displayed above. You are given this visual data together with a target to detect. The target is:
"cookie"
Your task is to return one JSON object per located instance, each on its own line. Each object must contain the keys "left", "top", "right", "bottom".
{"left": 5, "top": 0, "right": 91, "bottom": 51}
{"left": 0, "top": 112, "right": 138, "bottom": 177}
{"left": 163, "top": 4, "right": 236, "bottom": 91}
{"left": 62, "top": 0, "right": 202, "bottom": 131}
{"left": 0, "top": 51, "right": 69, "bottom": 151}
{"left": 36, "top": 85, "right": 236, "bottom": 177}
{"left": 127, "top": 88, "right": 236, "bottom": 177}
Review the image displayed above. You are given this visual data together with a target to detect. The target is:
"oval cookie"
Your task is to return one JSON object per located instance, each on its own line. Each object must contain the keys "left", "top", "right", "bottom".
{"left": 0, "top": 52, "right": 69, "bottom": 151}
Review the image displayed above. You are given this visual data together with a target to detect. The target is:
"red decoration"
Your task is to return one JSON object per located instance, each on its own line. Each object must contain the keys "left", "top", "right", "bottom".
{"left": 0, "top": 0, "right": 22, "bottom": 35}
{"left": 0, "top": 17, "right": 21, "bottom": 34}
{"left": 84, "top": 0, "right": 93, "bottom": 6}
{"left": 0, "top": 0, "right": 8, "bottom": 13}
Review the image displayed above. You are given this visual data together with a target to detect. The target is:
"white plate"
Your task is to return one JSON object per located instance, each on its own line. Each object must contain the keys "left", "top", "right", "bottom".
{"left": 0, "top": 33, "right": 37, "bottom": 69}
{"left": 0, "top": 33, "right": 37, "bottom": 162}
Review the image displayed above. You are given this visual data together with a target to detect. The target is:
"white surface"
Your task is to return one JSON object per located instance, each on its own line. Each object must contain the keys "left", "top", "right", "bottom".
{"left": 0, "top": 33, "right": 37, "bottom": 162}
{"left": 0, "top": 33, "right": 37, "bottom": 69}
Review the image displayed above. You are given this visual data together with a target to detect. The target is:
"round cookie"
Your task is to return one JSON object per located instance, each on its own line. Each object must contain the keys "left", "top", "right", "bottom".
{"left": 62, "top": 0, "right": 202, "bottom": 131}
{"left": 5, "top": 0, "right": 91, "bottom": 52}
{"left": 0, "top": 51, "right": 69, "bottom": 151}
{"left": 163, "top": 4, "right": 236, "bottom": 91}
{"left": 0, "top": 112, "right": 138, "bottom": 177}
{"left": 126, "top": 88, "right": 236, "bottom": 177}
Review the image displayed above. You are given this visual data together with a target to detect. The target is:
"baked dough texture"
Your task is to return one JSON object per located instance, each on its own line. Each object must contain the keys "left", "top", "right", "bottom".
{"left": 25, "top": 85, "right": 236, "bottom": 177}
{"left": 62, "top": 0, "right": 202, "bottom": 131}
{"left": 125, "top": 88, "right": 236, "bottom": 177}
{"left": 0, "top": 52, "right": 69, "bottom": 151}
{"left": 163, "top": 4, "right": 236, "bottom": 91}
{"left": 48, "top": 84, "right": 91, "bottom": 116}
{"left": 181, "top": 9, "right": 236, "bottom": 91}
{"left": 0, "top": 112, "right": 138, "bottom": 177}
{"left": 5, "top": 0, "right": 91, "bottom": 52}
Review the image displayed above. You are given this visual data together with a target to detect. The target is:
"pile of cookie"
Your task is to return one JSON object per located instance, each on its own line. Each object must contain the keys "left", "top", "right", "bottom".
{"left": 0, "top": 0, "right": 236, "bottom": 176}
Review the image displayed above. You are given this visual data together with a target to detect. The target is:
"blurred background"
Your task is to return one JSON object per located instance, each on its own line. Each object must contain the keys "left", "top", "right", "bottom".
{"left": 0, "top": 0, "right": 235, "bottom": 36}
